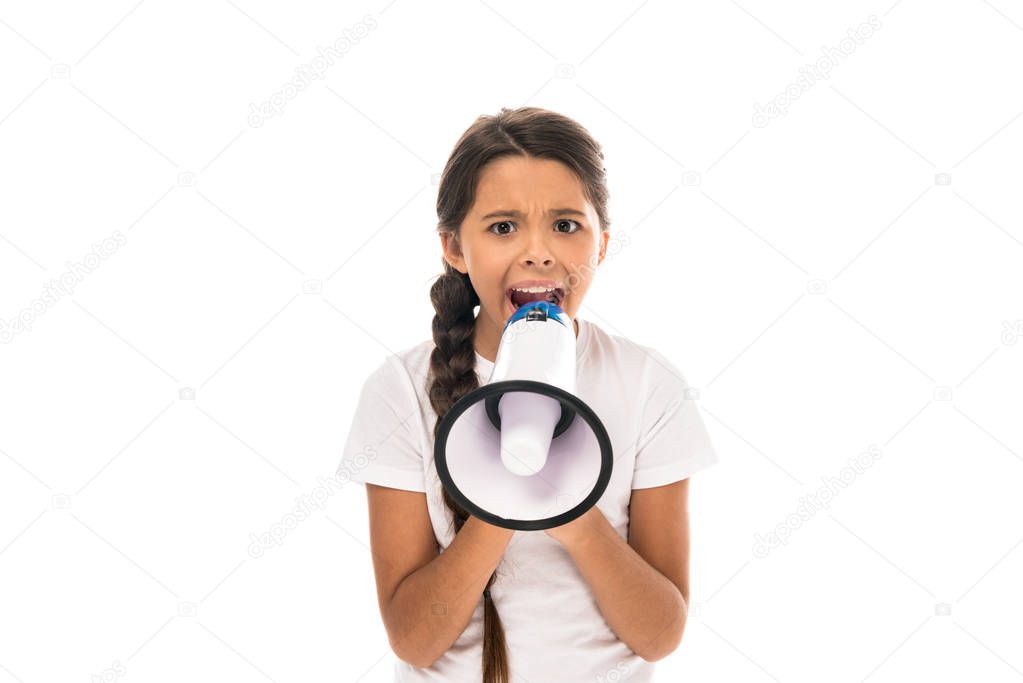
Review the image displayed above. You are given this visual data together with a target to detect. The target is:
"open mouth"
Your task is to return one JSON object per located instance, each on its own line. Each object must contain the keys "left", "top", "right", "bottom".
{"left": 506, "top": 286, "right": 565, "bottom": 312}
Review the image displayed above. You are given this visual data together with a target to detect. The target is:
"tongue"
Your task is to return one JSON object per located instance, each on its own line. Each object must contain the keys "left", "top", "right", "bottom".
{"left": 511, "top": 290, "right": 554, "bottom": 307}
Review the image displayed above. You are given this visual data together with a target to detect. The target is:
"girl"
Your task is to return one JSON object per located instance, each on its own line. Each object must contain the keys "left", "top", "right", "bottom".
{"left": 340, "top": 107, "right": 718, "bottom": 682}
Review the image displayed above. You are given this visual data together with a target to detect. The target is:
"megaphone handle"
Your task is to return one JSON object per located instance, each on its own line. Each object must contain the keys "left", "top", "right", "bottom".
{"left": 551, "top": 401, "right": 576, "bottom": 438}
{"left": 484, "top": 392, "right": 576, "bottom": 438}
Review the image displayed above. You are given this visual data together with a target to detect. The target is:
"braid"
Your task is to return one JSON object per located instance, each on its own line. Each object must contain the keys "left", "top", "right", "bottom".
{"left": 428, "top": 259, "right": 510, "bottom": 683}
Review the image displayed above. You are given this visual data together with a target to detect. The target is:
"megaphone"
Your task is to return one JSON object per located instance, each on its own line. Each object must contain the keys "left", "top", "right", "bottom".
{"left": 434, "top": 300, "right": 613, "bottom": 531}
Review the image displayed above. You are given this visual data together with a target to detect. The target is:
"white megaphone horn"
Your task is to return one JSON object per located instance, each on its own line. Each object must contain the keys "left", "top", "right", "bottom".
{"left": 434, "top": 300, "right": 613, "bottom": 531}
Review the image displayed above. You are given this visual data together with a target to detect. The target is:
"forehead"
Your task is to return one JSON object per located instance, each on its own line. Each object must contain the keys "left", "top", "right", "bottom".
{"left": 472, "top": 156, "right": 588, "bottom": 211}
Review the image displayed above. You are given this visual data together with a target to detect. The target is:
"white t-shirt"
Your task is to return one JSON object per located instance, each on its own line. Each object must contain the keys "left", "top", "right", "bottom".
{"left": 338, "top": 317, "right": 718, "bottom": 682}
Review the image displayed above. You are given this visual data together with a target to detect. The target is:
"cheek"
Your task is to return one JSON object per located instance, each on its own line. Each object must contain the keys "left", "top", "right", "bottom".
{"left": 466, "top": 256, "right": 502, "bottom": 290}
{"left": 565, "top": 252, "right": 598, "bottom": 288}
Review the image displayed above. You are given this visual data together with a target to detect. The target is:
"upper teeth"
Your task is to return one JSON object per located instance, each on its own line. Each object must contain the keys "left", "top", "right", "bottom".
{"left": 512, "top": 286, "right": 556, "bottom": 293}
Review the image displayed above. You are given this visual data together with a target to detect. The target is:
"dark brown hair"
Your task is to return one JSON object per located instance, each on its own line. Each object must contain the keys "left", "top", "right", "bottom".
{"left": 427, "top": 106, "right": 610, "bottom": 681}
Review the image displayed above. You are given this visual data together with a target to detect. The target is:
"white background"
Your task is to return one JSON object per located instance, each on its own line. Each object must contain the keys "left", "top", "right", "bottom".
{"left": 2, "top": 1, "right": 1022, "bottom": 681}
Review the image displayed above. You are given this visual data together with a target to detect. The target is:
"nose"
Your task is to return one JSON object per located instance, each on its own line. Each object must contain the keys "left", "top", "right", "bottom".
{"left": 524, "top": 254, "right": 554, "bottom": 266}
{"left": 521, "top": 226, "right": 555, "bottom": 267}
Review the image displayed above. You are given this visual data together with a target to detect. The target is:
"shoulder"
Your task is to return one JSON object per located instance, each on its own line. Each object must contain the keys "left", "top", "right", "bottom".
{"left": 581, "top": 319, "right": 691, "bottom": 391}
{"left": 361, "top": 339, "right": 435, "bottom": 399}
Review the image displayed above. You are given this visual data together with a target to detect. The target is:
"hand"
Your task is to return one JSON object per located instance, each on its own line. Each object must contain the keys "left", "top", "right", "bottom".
{"left": 544, "top": 505, "right": 603, "bottom": 547}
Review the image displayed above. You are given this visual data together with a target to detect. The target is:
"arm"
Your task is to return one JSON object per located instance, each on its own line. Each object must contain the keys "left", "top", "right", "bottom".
{"left": 546, "top": 478, "right": 692, "bottom": 662}
{"left": 366, "top": 484, "right": 514, "bottom": 668}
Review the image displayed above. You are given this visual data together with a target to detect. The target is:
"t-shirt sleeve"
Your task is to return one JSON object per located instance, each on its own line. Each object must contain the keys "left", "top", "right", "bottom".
{"left": 337, "top": 356, "right": 428, "bottom": 493}
{"left": 631, "top": 354, "right": 719, "bottom": 489}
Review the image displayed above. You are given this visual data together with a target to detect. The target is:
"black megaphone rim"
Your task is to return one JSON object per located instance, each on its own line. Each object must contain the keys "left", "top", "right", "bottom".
{"left": 434, "top": 379, "right": 614, "bottom": 532}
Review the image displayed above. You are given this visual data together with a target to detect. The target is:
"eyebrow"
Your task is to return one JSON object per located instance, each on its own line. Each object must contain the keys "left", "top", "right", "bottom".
{"left": 479, "top": 208, "right": 587, "bottom": 220}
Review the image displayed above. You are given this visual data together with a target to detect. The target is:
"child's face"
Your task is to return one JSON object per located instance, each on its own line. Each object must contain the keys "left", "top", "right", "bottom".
{"left": 440, "top": 155, "right": 609, "bottom": 334}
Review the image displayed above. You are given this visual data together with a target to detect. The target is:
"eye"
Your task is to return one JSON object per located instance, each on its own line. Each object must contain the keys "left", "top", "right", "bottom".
{"left": 555, "top": 219, "right": 582, "bottom": 234}
{"left": 487, "top": 219, "right": 583, "bottom": 236}
{"left": 488, "top": 221, "right": 516, "bottom": 236}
